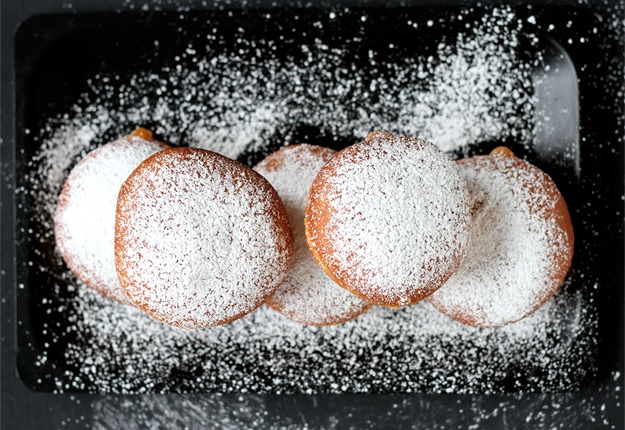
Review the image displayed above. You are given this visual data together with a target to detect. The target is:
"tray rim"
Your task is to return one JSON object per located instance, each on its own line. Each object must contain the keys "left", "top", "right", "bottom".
{"left": 2, "top": 0, "right": 623, "bottom": 428}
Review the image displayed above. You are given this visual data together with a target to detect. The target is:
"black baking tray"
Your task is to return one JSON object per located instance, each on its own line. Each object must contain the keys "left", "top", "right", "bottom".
{"left": 2, "top": 0, "right": 624, "bottom": 428}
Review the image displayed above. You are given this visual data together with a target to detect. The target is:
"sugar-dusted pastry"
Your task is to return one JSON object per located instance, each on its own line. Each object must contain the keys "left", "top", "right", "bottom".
{"left": 428, "top": 147, "right": 574, "bottom": 327}
{"left": 255, "top": 144, "right": 372, "bottom": 325}
{"left": 54, "top": 128, "right": 168, "bottom": 304}
{"left": 305, "top": 131, "right": 471, "bottom": 308}
{"left": 115, "top": 147, "right": 294, "bottom": 328}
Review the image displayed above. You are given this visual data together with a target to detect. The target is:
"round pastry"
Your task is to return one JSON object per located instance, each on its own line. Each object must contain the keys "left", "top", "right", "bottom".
{"left": 54, "top": 128, "right": 168, "bottom": 304}
{"left": 115, "top": 147, "right": 294, "bottom": 328}
{"left": 428, "top": 147, "right": 575, "bottom": 328}
{"left": 254, "top": 144, "right": 372, "bottom": 326}
{"left": 305, "top": 131, "right": 471, "bottom": 308}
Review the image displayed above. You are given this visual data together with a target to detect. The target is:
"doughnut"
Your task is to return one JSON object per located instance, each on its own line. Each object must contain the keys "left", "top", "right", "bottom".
{"left": 305, "top": 131, "right": 471, "bottom": 308}
{"left": 54, "top": 128, "right": 168, "bottom": 304}
{"left": 115, "top": 147, "right": 294, "bottom": 328}
{"left": 254, "top": 144, "right": 372, "bottom": 326}
{"left": 428, "top": 147, "right": 574, "bottom": 328}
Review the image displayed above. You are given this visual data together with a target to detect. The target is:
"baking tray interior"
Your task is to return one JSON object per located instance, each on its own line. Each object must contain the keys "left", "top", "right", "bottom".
{"left": 13, "top": 6, "right": 623, "bottom": 394}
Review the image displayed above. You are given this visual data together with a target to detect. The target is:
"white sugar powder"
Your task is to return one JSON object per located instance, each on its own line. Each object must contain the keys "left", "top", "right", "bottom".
{"left": 59, "top": 281, "right": 589, "bottom": 394}
{"left": 23, "top": 7, "right": 597, "bottom": 394}
{"left": 429, "top": 155, "right": 572, "bottom": 327}
{"left": 54, "top": 137, "right": 165, "bottom": 304}
{"left": 189, "top": 100, "right": 287, "bottom": 159}
{"left": 254, "top": 144, "right": 371, "bottom": 325}
{"left": 306, "top": 133, "right": 470, "bottom": 306}
{"left": 116, "top": 149, "right": 292, "bottom": 328}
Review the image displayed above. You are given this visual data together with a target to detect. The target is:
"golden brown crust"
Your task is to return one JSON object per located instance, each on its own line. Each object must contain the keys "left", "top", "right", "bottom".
{"left": 489, "top": 146, "right": 516, "bottom": 158}
{"left": 305, "top": 167, "right": 367, "bottom": 301}
{"left": 115, "top": 147, "right": 294, "bottom": 328}
{"left": 304, "top": 131, "right": 470, "bottom": 307}
{"left": 255, "top": 144, "right": 371, "bottom": 326}
{"left": 123, "top": 127, "right": 169, "bottom": 149}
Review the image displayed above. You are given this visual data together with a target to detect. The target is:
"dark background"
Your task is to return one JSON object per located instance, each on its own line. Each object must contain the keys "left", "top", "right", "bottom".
{"left": 2, "top": 0, "right": 623, "bottom": 428}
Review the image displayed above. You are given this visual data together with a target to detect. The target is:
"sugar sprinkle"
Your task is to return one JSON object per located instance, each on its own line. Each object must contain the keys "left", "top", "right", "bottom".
{"left": 24, "top": 7, "right": 597, "bottom": 394}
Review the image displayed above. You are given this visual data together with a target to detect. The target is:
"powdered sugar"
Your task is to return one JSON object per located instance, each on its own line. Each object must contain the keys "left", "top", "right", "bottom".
{"left": 392, "top": 10, "right": 534, "bottom": 151}
{"left": 53, "top": 137, "right": 165, "bottom": 304}
{"left": 28, "top": 107, "right": 116, "bottom": 231}
{"left": 254, "top": 144, "right": 371, "bottom": 325}
{"left": 58, "top": 280, "right": 590, "bottom": 394}
{"left": 115, "top": 148, "right": 293, "bottom": 328}
{"left": 306, "top": 133, "right": 470, "bottom": 307}
{"left": 22, "top": 7, "right": 597, "bottom": 394}
{"left": 429, "top": 155, "right": 573, "bottom": 327}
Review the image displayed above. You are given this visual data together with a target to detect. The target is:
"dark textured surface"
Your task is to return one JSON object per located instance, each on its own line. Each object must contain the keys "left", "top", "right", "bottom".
{"left": 2, "top": 0, "right": 623, "bottom": 428}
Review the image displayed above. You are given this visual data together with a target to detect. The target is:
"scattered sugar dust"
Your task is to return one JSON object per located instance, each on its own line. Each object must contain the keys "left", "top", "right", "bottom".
{"left": 89, "top": 370, "right": 623, "bottom": 430}
{"left": 23, "top": 6, "right": 599, "bottom": 396}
